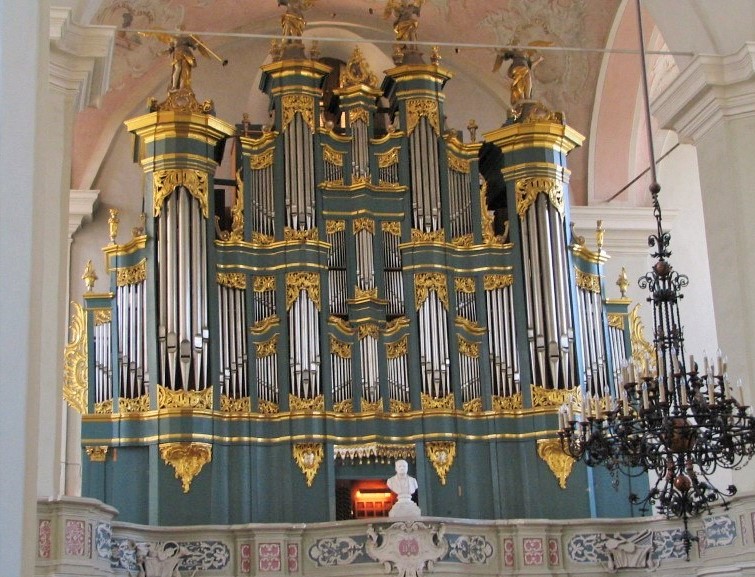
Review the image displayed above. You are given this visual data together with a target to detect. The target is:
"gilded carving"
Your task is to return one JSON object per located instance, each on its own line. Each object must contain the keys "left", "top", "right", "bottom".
{"left": 250, "top": 149, "right": 274, "bottom": 170}
{"left": 492, "top": 393, "right": 523, "bottom": 411}
{"left": 330, "top": 335, "right": 353, "bottom": 359}
{"left": 483, "top": 274, "right": 514, "bottom": 291}
{"left": 86, "top": 446, "right": 109, "bottom": 462}
{"left": 411, "top": 229, "right": 445, "bottom": 243}
{"left": 289, "top": 394, "right": 325, "bottom": 411}
{"left": 480, "top": 182, "right": 509, "bottom": 246}
{"left": 531, "top": 385, "right": 578, "bottom": 408}
{"left": 354, "top": 286, "right": 379, "bottom": 300}
{"left": 361, "top": 399, "right": 382, "bottom": 413}
{"left": 457, "top": 335, "right": 480, "bottom": 358}
{"left": 220, "top": 395, "right": 251, "bottom": 413}
{"left": 153, "top": 169, "right": 209, "bottom": 218}
{"left": 256, "top": 334, "right": 279, "bottom": 358}
{"left": 229, "top": 170, "right": 244, "bottom": 242}
{"left": 377, "top": 147, "right": 400, "bottom": 169}
{"left": 425, "top": 441, "right": 456, "bottom": 485}
{"left": 217, "top": 272, "right": 247, "bottom": 290}
{"left": 405, "top": 98, "right": 440, "bottom": 136}
{"left": 116, "top": 260, "right": 146, "bottom": 287}
{"left": 159, "top": 442, "right": 212, "bottom": 493}
{"left": 293, "top": 443, "right": 324, "bottom": 487}
{"left": 629, "top": 304, "right": 655, "bottom": 375}
{"left": 421, "top": 392, "right": 454, "bottom": 411}
{"left": 329, "top": 315, "right": 354, "bottom": 335}
{"left": 253, "top": 275, "right": 276, "bottom": 293}
{"left": 384, "top": 316, "right": 410, "bottom": 335}
{"left": 334, "top": 442, "right": 415, "bottom": 462}
{"left": 94, "top": 309, "right": 112, "bottom": 326}
{"left": 252, "top": 232, "right": 275, "bottom": 245}
{"left": 282, "top": 94, "right": 315, "bottom": 131}
{"left": 94, "top": 400, "right": 113, "bottom": 414}
{"left": 83, "top": 259, "right": 98, "bottom": 291}
{"left": 342, "top": 46, "right": 379, "bottom": 88}
{"left": 326, "top": 220, "right": 346, "bottom": 235}
{"left": 286, "top": 272, "right": 321, "bottom": 310}
{"left": 515, "top": 177, "right": 564, "bottom": 218}
{"left": 358, "top": 323, "right": 381, "bottom": 341}
{"left": 63, "top": 302, "right": 88, "bottom": 414}
{"left": 455, "top": 317, "right": 486, "bottom": 336}
{"left": 333, "top": 399, "right": 354, "bottom": 414}
{"left": 353, "top": 218, "right": 375, "bottom": 234}
{"left": 454, "top": 277, "right": 475, "bottom": 293}
{"left": 607, "top": 313, "right": 625, "bottom": 330}
{"left": 386, "top": 336, "right": 409, "bottom": 359}
{"left": 450, "top": 234, "right": 474, "bottom": 247}
{"left": 258, "top": 398, "right": 280, "bottom": 414}
{"left": 414, "top": 273, "right": 448, "bottom": 310}
{"left": 284, "top": 227, "right": 319, "bottom": 241}
{"left": 157, "top": 384, "right": 213, "bottom": 410}
{"left": 447, "top": 153, "right": 470, "bottom": 174}
{"left": 251, "top": 315, "right": 280, "bottom": 334}
{"left": 322, "top": 145, "right": 344, "bottom": 167}
{"left": 536, "top": 438, "right": 575, "bottom": 489}
{"left": 119, "top": 395, "right": 150, "bottom": 413}
{"left": 349, "top": 108, "right": 370, "bottom": 126}
{"left": 463, "top": 397, "right": 483, "bottom": 413}
{"left": 389, "top": 399, "right": 412, "bottom": 413}
{"left": 381, "top": 221, "right": 401, "bottom": 236}
{"left": 575, "top": 269, "right": 601, "bottom": 294}
{"left": 108, "top": 208, "right": 120, "bottom": 244}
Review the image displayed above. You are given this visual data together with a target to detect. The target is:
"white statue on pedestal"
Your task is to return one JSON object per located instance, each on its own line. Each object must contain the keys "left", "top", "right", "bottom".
{"left": 387, "top": 459, "right": 421, "bottom": 517}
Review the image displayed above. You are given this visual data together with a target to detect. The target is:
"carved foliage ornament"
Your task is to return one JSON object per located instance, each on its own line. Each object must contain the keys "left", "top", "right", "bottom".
{"left": 289, "top": 394, "right": 325, "bottom": 411}
{"left": 229, "top": 169, "right": 244, "bottom": 242}
{"left": 63, "top": 302, "right": 88, "bottom": 414}
{"left": 254, "top": 275, "right": 276, "bottom": 292}
{"left": 386, "top": 335, "right": 409, "bottom": 359}
{"left": 492, "top": 393, "right": 523, "bottom": 411}
{"left": 326, "top": 220, "right": 346, "bottom": 235}
{"left": 425, "top": 441, "right": 456, "bottom": 485}
{"left": 381, "top": 220, "right": 401, "bottom": 236}
{"left": 293, "top": 443, "right": 324, "bottom": 487}
{"left": 158, "top": 384, "right": 213, "bottom": 410}
{"left": 353, "top": 218, "right": 375, "bottom": 234}
{"left": 447, "top": 153, "right": 470, "bottom": 174}
{"left": 220, "top": 395, "right": 251, "bottom": 413}
{"left": 250, "top": 149, "right": 274, "bottom": 170}
{"left": 607, "top": 313, "right": 625, "bottom": 330}
{"left": 377, "top": 147, "right": 400, "bottom": 169}
{"left": 160, "top": 442, "right": 212, "bottom": 493}
{"left": 536, "top": 438, "right": 575, "bottom": 489}
{"left": 153, "top": 169, "right": 209, "bottom": 218}
{"left": 515, "top": 177, "right": 564, "bottom": 218}
{"left": 116, "top": 260, "right": 146, "bottom": 287}
{"left": 217, "top": 272, "right": 247, "bottom": 290}
{"left": 286, "top": 272, "right": 321, "bottom": 310}
{"left": 86, "top": 446, "right": 108, "bottom": 462}
{"left": 421, "top": 392, "right": 454, "bottom": 410}
{"left": 256, "top": 334, "right": 279, "bottom": 358}
{"left": 415, "top": 272, "right": 449, "bottom": 310}
{"left": 483, "top": 274, "right": 514, "bottom": 291}
{"left": 322, "top": 144, "right": 344, "bottom": 167}
{"left": 348, "top": 108, "right": 370, "bottom": 126}
{"left": 629, "top": 303, "right": 655, "bottom": 375}
{"left": 455, "top": 277, "right": 475, "bottom": 293}
{"left": 405, "top": 98, "right": 440, "bottom": 137}
{"left": 531, "top": 385, "right": 578, "bottom": 408}
{"left": 330, "top": 335, "right": 352, "bottom": 359}
{"left": 282, "top": 94, "right": 315, "bottom": 131}
{"left": 575, "top": 269, "right": 601, "bottom": 294}
{"left": 457, "top": 335, "right": 480, "bottom": 359}
{"left": 342, "top": 46, "right": 378, "bottom": 88}
{"left": 366, "top": 521, "right": 449, "bottom": 577}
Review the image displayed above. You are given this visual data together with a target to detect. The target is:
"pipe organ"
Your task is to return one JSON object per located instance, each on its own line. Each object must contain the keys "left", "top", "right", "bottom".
{"left": 66, "top": 41, "right": 642, "bottom": 526}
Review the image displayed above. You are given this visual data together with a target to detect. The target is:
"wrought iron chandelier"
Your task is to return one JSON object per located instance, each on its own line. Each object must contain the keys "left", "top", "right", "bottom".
{"left": 558, "top": 0, "right": 755, "bottom": 559}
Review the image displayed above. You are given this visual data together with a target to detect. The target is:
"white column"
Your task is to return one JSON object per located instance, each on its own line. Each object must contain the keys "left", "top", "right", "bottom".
{"left": 654, "top": 43, "right": 755, "bottom": 491}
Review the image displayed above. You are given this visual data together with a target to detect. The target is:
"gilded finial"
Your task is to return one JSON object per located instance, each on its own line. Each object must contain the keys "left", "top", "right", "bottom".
{"left": 617, "top": 266, "right": 630, "bottom": 298}
{"left": 596, "top": 219, "right": 605, "bottom": 252}
{"left": 342, "top": 46, "right": 378, "bottom": 88}
{"left": 108, "top": 209, "right": 120, "bottom": 244}
{"left": 431, "top": 45, "right": 441, "bottom": 64}
{"left": 467, "top": 119, "right": 478, "bottom": 142}
{"left": 83, "top": 260, "right": 98, "bottom": 292}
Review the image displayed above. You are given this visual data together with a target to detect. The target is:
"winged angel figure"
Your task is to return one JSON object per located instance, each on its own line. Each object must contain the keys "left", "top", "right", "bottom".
{"left": 493, "top": 40, "right": 552, "bottom": 106}
{"left": 141, "top": 31, "right": 227, "bottom": 91}
{"left": 384, "top": 0, "right": 425, "bottom": 45}
{"left": 278, "top": 0, "right": 317, "bottom": 39}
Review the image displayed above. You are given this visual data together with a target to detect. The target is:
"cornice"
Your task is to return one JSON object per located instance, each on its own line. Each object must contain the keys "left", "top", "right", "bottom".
{"left": 69, "top": 189, "right": 99, "bottom": 239}
{"left": 49, "top": 7, "right": 115, "bottom": 111}
{"left": 653, "top": 43, "right": 755, "bottom": 144}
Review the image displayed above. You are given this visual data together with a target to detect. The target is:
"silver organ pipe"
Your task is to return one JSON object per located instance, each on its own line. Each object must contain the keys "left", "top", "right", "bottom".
{"left": 458, "top": 337, "right": 481, "bottom": 405}
{"left": 252, "top": 163, "right": 276, "bottom": 237}
{"left": 351, "top": 118, "right": 369, "bottom": 178}
{"left": 256, "top": 335, "right": 279, "bottom": 405}
{"left": 608, "top": 319, "right": 628, "bottom": 396}
{"left": 217, "top": 283, "right": 248, "bottom": 400}
{"left": 535, "top": 195, "right": 561, "bottom": 386}
{"left": 327, "top": 224, "right": 347, "bottom": 316}
{"left": 448, "top": 166, "right": 472, "bottom": 239}
{"left": 378, "top": 156, "right": 399, "bottom": 185}
{"left": 418, "top": 292, "right": 450, "bottom": 398}
{"left": 330, "top": 336, "right": 352, "bottom": 405}
{"left": 157, "top": 186, "right": 208, "bottom": 391}
{"left": 94, "top": 316, "right": 113, "bottom": 406}
{"left": 410, "top": 118, "right": 442, "bottom": 232}
{"left": 455, "top": 285, "right": 477, "bottom": 323}
{"left": 486, "top": 283, "right": 520, "bottom": 398}
{"left": 382, "top": 225, "right": 404, "bottom": 316}
{"left": 114, "top": 273, "right": 148, "bottom": 402}
{"left": 386, "top": 337, "right": 410, "bottom": 406}
{"left": 288, "top": 292, "right": 321, "bottom": 399}
{"left": 360, "top": 332, "right": 380, "bottom": 404}
{"left": 354, "top": 224, "right": 375, "bottom": 290}
{"left": 285, "top": 115, "right": 315, "bottom": 230}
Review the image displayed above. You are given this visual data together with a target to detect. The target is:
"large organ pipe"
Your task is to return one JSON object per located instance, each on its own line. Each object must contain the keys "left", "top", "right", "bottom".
{"left": 536, "top": 197, "right": 560, "bottom": 385}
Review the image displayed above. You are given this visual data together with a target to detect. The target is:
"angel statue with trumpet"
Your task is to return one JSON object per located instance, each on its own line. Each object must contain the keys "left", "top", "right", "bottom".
{"left": 142, "top": 31, "right": 227, "bottom": 92}
{"left": 492, "top": 40, "right": 551, "bottom": 107}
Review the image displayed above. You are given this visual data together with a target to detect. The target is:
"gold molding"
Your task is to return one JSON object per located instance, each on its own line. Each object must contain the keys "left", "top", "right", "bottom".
{"left": 326, "top": 220, "right": 346, "bottom": 235}
{"left": 258, "top": 398, "right": 280, "bottom": 414}
{"left": 415, "top": 272, "right": 448, "bottom": 310}
{"left": 255, "top": 334, "right": 279, "bottom": 358}
{"left": 293, "top": 443, "right": 324, "bottom": 487}
{"left": 492, "top": 393, "right": 523, "bottom": 412}
{"left": 250, "top": 149, "right": 274, "bottom": 170}
{"left": 116, "top": 260, "right": 146, "bottom": 287}
{"left": 329, "top": 315, "right": 354, "bottom": 335}
{"left": 386, "top": 336, "right": 409, "bottom": 359}
{"left": 405, "top": 98, "right": 440, "bottom": 136}
{"left": 377, "top": 147, "right": 401, "bottom": 169}
{"left": 353, "top": 218, "right": 375, "bottom": 234}
{"left": 463, "top": 397, "right": 483, "bottom": 413}
{"left": 536, "top": 438, "right": 575, "bottom": 489}
{"left": 454, "top": 277, "right": 475, "bottom": 293}
{"left": 220, "top": 395, "right": 251, "bottom": 413}
{"left": 322, "top": 144, "right": 344, "bottom": 167}
{"left": 361, "top": 399, "right": 382, "bottom": 413}
{"left": 85, "top": 446, "right": 108, "bottom": 462}
{"left": 157, "top": 385, "right": 213, "bottom": 410}
{"left": 119, "top": 395, "right": 150, "bottom": 413}
{"left": 458, "top": 335, "right": 480, "bottom": 359}
{"left": 63, "top": 302, "right": 88, "bottom": 414}
{"left": 421, "top": 392, "right": 454, "bottom": 411}
{"left": 289, "top": 394, "right": 325, "bottom": 411}
{"left": 483, "top": 274, "right": 514, "bottom": 291}
{"left": 217, "top": 272, "right": 247, "bottom": 290}
{"left": 381, "top": 221, "right": 401, "bottom": 236}
{"left": 334, "top": 442, "right": 415, "bottom": 461}
{"left": 153, "top": 169, "right": 209, "bottom": 218}
{"left": 425, "top": 441, "right": 456, "bottom": 485}
{"left": 575, "top": 269, "right": 601, "bottom": 294}
{"left": 447, "top": 153, "right": 470, "bottom": 174}
{"left": 515, "top": 177, "right": 563, "bottom": 218}
{"left": 607, "top": 313, "right": 625, "bottom": 330}
{"left": 455, "top": 316, "right": 486, "bottom": 336}
{"left": 286, "top": 272, "right": 321, "bottom": 310}
{"left": 159, "top": 442, "right": 212, "bottom": 493}
{"left": 330, "top": 335, "right": 352, "bottom": 359}
{"left": 333, "top": 399, "right": 354, "bottom": 414}
{"left": 282, "top": 94, "right": 315, "bottom": 131}
{"left": 251, "top": 316, "right": 280, "bottom": 335}
{"left": 531, "top": 385, "right": 578, "bottom": 408}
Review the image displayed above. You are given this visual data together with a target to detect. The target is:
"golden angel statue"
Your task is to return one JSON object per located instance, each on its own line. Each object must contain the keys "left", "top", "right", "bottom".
{"left": 384, "top": 0, "right": 424, "bottom": 46}
{"left": 278, "top": 0, "right": 317, "bottom": 41}
{"left": 142, "top": 31, "right": 227, "bottom": 91}
{"left": 493, "top": 41, "right": 550, "bottom": 107}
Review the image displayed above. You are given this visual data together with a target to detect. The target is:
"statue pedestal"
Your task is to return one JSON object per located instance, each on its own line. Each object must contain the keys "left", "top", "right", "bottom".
{"left": 389, "top": 497, "right": 421, "bottom": 518}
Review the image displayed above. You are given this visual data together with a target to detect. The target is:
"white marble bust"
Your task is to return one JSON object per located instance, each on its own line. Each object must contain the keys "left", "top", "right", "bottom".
{"left": 387, "top": 459, "right": 421, "bottom": 517}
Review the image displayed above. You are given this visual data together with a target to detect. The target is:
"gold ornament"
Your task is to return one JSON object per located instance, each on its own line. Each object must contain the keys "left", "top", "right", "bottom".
{"left": 293, "top": 443, "right": 324, "bottom": 487}
{"left": 85, "top": 446, "right": 108, "bottom": 462}
{"left": 575, "top": 269, "right": 601, "bottom": 294}
{"left": 83, "top": 260, "right": 98, "bottom": 292}
{"left": 153, "top": 169, "right": 209, "bottom": 218}
{"left": 285, "top": 272, "right": 321, "bottom": 310}
{"left": 157, "top": 385, "right": 213, "bottom": 410}
{"left": 63, "top": 302, "right": 88, "bottom": 414}
{"left": 405, "top": 98, "right": 440, "bottom": 136}
{"left": 536, "top": 438, "right": 575, "bottom": 489}
{"left": 160, "top": 442, "right": 212, "bottom": 493}
{"left": 116, "top": 260, "right": 147, "bottom": 287}
{"left": 282, "top": 94, "right": 315, "bottom": 131}
{"left": 515, "top": 177, "right": 563, "bottom": 218}
{"left": 425, "top": 441, "right": 456, "bottom": 485}
{"left": 414, "top": 272, "right": 448, "bottom": 310}
{"left": 217, "top": 272, "right": 247, "bottom": 290}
